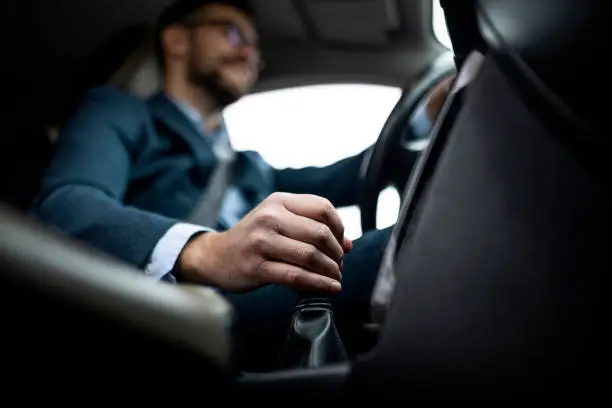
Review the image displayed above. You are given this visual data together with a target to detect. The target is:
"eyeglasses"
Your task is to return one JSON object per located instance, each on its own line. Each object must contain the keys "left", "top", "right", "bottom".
{"left": 182, "top": 18, "right": 264, "bottom": 70}
{"left": 183, "top": 18, "right": 257, "bottom": 47}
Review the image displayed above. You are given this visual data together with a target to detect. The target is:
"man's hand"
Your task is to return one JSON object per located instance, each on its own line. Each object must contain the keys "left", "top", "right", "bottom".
{"left": 176, "top": 192, "right": 352, "bottom": 294}
{"left": 425, "top": 74, "right": 455, "bottom": 122}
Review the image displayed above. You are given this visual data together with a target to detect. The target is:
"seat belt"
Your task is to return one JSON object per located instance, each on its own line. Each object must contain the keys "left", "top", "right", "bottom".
{"left": 187, "top": 137, "right": 236, "bottom": 228}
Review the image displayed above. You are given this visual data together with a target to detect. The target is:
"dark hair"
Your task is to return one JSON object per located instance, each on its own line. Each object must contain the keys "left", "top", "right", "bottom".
{"left": 153, "top": 0, "right": 254, "bottom": 70}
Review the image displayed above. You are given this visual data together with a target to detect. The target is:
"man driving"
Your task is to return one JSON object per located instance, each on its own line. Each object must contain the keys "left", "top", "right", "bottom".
{"left": 31, "top": 0, "right": 449, "bottom": 370}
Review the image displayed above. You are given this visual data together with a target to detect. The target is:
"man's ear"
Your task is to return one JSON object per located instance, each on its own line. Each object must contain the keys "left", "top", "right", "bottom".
{"left": 161, "top": 26, "right": 189, "bottom": 60}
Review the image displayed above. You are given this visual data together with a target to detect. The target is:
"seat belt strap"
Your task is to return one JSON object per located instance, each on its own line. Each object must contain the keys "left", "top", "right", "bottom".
{"left": 186, "top": 134, "right": 236, "bottom": 228}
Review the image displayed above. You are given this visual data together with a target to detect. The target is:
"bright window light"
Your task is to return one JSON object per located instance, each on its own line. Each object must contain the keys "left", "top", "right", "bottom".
{"left": 224, "top": 84, "right": 402, "bottom": 239}
{"left": 433, "top": 0, "right": 453, "bottom": 50}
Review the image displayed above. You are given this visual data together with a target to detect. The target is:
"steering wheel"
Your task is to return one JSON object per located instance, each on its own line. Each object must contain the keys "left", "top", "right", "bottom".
{"left": 359, "top": 59, "right": 456, "bottom": 232}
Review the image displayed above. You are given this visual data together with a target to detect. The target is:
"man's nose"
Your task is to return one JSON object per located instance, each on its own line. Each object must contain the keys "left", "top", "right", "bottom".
{"left": 236, "top": 45, "right": 262, "bottom": 69}
{"left": 236, "top": 43, "right": 257, "bottom": 58}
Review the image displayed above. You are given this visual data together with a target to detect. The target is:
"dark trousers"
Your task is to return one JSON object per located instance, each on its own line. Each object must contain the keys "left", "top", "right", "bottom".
{"left": 223, "top": 227, "right": 392, "bottom": 371}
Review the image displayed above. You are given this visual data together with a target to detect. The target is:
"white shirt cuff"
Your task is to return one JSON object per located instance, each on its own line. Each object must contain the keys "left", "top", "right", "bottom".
{"left": 145, "top": 223, "right": 215, "bottom": 281}
{"left": 410, "top": 102, "right": 433, "bottom": 140}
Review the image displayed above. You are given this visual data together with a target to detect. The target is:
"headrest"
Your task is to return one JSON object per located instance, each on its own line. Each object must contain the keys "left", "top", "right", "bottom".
{"left": 108, "top": 44, "right": 162, "bottom": 99}
{"left": 106, "top": 26, "right": 162, "bottom": 98}
{"left": 476, "top": 0, "right": 609, "bottom": 132}
{"left": 62, "top": 23, "right": 159, "bottom": 124}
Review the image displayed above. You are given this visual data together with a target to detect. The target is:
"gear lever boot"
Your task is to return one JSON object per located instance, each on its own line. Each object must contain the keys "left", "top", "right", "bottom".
{"left": 277, "top": 293, "right": 348, "bottom": 369}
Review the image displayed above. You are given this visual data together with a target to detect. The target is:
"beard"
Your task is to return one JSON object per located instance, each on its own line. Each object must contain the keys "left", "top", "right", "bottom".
{"left": 187, "top": 58, "right": 250, "bottom": 109}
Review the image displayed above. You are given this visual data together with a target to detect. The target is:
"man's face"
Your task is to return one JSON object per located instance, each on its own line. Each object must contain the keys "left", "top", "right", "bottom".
{"left": 181, "top": 4, "right": 260, "bottom": 106}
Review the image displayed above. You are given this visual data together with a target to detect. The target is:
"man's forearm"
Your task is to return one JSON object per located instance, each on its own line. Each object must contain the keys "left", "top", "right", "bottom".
{"left": 31, "top": 184, "right": 180, "bottom": 269}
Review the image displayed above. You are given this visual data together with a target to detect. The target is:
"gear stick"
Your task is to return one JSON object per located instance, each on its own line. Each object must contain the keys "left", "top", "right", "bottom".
{"left": 277, "top": 292, "right": 348, "bottom": 369}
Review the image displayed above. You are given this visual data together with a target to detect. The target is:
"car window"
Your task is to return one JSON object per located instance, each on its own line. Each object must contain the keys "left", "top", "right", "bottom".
{"left": 433, "top": 0, "right": 453, "bottom": 50}
{"left": 223, "top": 84, "right": 402, "bottom": 239}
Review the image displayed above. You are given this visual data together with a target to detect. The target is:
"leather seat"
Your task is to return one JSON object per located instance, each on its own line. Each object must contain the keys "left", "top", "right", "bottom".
{"left": 348, "top": 0, "right": 609, "bottom": 400}
{"left": 477, "top": 0, "right": 609, "bottom": 134}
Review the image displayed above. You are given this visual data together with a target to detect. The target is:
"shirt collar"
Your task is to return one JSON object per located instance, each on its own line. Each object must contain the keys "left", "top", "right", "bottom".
{"left": 168, "top": 97, "right": 227, "bottom": 140}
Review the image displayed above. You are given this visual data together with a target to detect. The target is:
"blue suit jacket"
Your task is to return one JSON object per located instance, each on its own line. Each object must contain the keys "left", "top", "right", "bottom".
{"left": 31, "top": 86, "right": 365, "bottom": 269}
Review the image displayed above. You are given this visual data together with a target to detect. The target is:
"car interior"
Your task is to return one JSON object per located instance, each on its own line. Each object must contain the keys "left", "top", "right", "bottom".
{"left": 2, "top": 0, "right": 608, "bottom": 401}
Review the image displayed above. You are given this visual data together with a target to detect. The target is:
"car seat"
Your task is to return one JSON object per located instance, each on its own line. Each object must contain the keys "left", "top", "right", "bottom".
{"left": 348, "top": 0, "right": 609, "bottom": 400}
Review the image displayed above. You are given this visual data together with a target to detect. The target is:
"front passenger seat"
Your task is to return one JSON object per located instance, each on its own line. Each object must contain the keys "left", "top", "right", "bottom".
{"left": 348, "top": 0, "right": 609, "bottom": 400}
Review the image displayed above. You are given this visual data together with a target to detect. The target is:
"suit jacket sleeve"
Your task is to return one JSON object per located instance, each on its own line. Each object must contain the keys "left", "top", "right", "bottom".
{"left": 273, "top": 150, "right": 367, "bottom": 208}
{"left": 30, "top": 87, "right": 179, "bottom": 269}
